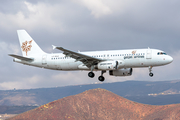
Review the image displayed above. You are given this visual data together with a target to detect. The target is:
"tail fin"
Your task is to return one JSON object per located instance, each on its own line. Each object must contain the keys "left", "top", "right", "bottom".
{"left": 17, "top": 30, "right": 45, "bottom": 57}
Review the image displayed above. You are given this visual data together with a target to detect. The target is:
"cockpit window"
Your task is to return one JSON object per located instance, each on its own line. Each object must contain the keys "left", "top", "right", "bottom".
{"left": 157, "top": 52, "right": 167, "bottom": 55}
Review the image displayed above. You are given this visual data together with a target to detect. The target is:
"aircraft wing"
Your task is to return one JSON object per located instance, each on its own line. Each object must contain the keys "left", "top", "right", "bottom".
{"left": 9, "top": 54, "right": 34, "bottom": 61}
{"left": 53, "top": 46, "right": 103, "bottom": 67}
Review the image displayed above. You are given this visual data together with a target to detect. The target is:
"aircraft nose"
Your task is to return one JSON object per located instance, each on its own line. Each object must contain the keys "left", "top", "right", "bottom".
{"left": 167, "top": 56, "right": 173, "bottom": 63}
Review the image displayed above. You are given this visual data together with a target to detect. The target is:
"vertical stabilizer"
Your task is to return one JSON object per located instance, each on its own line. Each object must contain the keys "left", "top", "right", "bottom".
{"left": 17, "top": 30, "right": 45, "bottom": 57}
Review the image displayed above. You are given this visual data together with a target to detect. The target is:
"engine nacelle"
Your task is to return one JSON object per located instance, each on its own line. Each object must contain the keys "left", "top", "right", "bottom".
{"left": 97, "top": 60, "right": 125, "bottom": 70}
{"left": 109, "top": 68, "right": 133, "bottom": 76}
{"left": 97, "top": 61, "right": 116, "bottom": 70}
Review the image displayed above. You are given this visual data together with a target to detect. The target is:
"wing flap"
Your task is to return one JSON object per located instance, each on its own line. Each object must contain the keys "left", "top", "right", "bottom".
{"left": 9, "top": 54, "right": 34, "bottom": 61}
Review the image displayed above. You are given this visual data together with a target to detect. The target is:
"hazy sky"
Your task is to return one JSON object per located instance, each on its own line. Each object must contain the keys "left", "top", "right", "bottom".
{"left": 0, "top": 0, "right": 179, "bottom": 90}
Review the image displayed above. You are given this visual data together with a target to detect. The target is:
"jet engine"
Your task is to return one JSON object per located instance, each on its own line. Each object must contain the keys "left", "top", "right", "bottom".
{"left": 97, "top": 60, "right": 124, "bottom": 70}
{"left": 109, "top": 68, "right": 133, "bottom": 76}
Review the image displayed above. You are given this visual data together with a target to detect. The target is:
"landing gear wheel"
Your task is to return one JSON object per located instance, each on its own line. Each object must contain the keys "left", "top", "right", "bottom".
{"left": 88, "top": 72, "right": 95, "bottom": 78}
{"left": 149, "top": 73, "right": 153, "bottom": 77}
{"left": 148, "top": 66, "right": 153, "bottom": 77}
{"left": 98, "top": 76, "right": 105, "bottom": 82}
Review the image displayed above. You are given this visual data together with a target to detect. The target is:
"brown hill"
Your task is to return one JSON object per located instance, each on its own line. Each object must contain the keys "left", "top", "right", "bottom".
{"left": 8, "top": 88, "right": 180, "bottom": 120}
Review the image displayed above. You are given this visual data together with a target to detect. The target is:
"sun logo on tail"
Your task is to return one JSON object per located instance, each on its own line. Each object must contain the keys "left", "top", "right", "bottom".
{"left": 21, "top": 40, "right": 33, "bottom": 56}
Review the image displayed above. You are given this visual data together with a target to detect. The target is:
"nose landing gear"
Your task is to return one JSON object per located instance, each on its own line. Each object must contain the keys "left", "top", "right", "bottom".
{"left": 149, "top": 72, "right": 154, "bottom": 77}
{"left": 149, "top": 66, "right": 154, "bottom": 77}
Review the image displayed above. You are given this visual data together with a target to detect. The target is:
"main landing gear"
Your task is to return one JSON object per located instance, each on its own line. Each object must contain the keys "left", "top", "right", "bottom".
{"left": 149, "top": 66, "right": 154, "bottom": 77}
{"left": 88, "top": 72, "right": 95, "bottom": 78}
{"left": 88, "top": 66, "right": 95, "bottom": 78}
{"left": 88, "top": 66, "right": 106, "bottom": 82}
{"left": 88, "top": 71, "right": 106, "bottom": 82}
{"left": 98, "top": 71, "right": 106, "bottom": 82}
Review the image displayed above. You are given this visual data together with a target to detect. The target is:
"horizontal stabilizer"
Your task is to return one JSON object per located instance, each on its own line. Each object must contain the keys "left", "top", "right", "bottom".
{"left": 8, "top": 54, "right": 34, "bottom": 61}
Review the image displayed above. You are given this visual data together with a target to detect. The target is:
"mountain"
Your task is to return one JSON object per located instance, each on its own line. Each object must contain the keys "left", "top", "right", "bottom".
{"left": 1, "top": 80, "right": 180, "bottom": 106}
{"left": 8, "top": 88, "right": 180, "bottom": 120}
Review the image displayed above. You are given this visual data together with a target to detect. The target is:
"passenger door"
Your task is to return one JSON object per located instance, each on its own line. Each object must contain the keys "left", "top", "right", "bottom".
{"left": 42, "top": 55, "right": 47, "bottom": 65}
{"left": 146, "top": 49, "right": 152, "bottom": 59}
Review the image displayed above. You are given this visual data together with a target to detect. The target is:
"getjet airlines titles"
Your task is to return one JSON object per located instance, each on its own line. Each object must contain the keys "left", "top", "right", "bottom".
{"left": 9, "top": 30, "right": 173, "bottom": 82}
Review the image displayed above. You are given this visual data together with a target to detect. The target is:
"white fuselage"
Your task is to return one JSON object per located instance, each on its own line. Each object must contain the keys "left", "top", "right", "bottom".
{"left": 14, "top": 48, "right": 173, "bottom": 71}
{"left": 9, "top": 30, "right": 173, "bottom": 82}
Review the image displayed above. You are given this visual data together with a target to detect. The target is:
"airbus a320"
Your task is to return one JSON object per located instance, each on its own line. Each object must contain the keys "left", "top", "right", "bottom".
{"left": 9, "top": 30, "right": 173, "bottom": 82}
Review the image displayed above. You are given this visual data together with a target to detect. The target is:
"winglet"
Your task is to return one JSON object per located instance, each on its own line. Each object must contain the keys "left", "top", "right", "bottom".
{"left": 52, "top": 45, "right": 57, "bottom": 50}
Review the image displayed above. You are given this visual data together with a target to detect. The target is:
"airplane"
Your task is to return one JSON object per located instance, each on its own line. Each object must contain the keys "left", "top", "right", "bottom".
{"left": 9, "top": 30, "right": 173, "bottom": 82}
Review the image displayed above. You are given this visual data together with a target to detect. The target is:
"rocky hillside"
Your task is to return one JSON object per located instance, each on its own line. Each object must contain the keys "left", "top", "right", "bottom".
{"left": 8, "top": 88, "right": 180, "bottom": 120}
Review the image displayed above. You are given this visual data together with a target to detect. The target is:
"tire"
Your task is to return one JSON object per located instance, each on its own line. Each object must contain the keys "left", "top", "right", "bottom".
{"left": 149, "top": 73, "right": 153, "bottom": 77}
{"left": 88, "top": 72, "right": 95, "bottom": 78}
{"left": 98, "top": 76, "right": 105, "bottom": 82}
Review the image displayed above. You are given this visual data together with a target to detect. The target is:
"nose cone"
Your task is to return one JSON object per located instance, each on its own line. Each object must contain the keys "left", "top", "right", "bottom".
{"left": 167, "top": 56, "right": 173, "bottom": 63}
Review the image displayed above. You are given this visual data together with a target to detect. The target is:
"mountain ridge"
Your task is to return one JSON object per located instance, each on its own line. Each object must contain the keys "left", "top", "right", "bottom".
{"left": 8, "top": 88, "right": 180, "bottom": 120}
